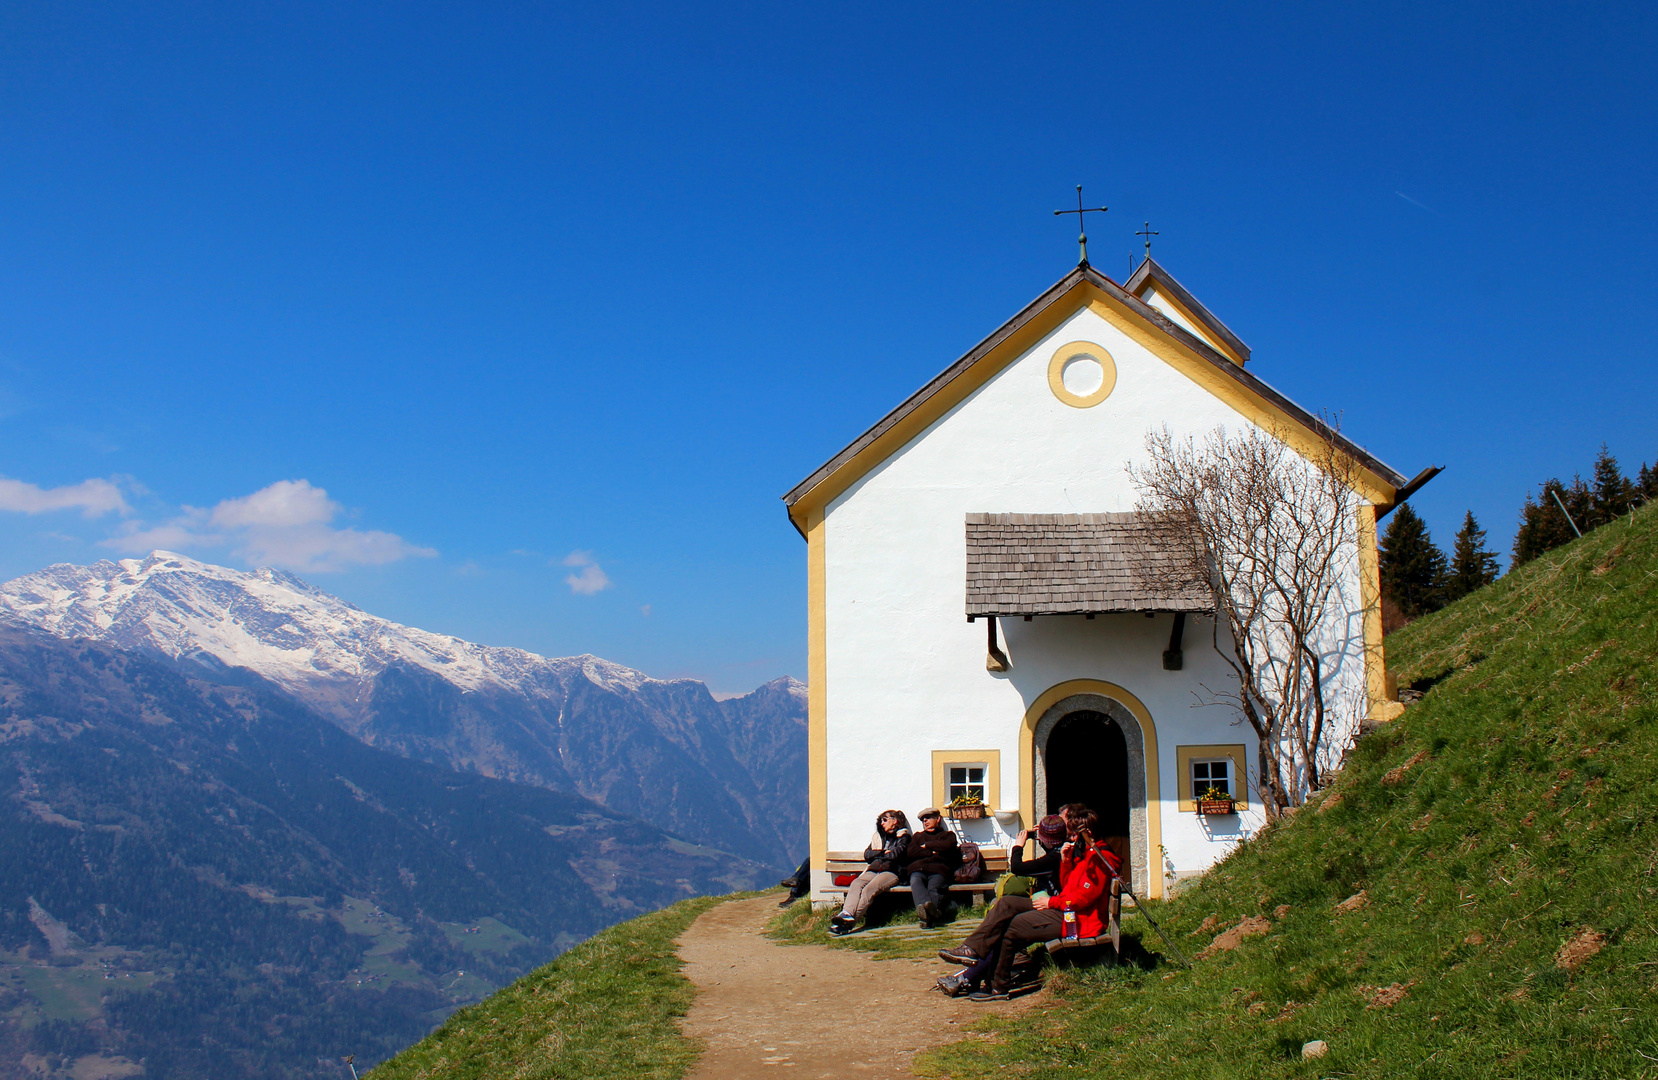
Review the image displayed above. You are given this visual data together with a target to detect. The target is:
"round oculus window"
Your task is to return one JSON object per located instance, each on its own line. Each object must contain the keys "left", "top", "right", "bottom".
{"left": 1047, "top": 341, "right": 1117, "bottom": 408}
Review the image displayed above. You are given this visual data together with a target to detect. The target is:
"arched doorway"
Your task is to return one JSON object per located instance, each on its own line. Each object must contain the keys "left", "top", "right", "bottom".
{"left": 1042, "top": 710, "right": 1130, "bottom": 837}
{"left": 1027, "top": 689, "right": 1154, "bottom": 893}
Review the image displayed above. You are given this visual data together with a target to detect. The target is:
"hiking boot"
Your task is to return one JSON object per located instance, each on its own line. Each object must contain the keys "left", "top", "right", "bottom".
{"left": 777, "top": 895, "right": 798, "bottom": 908}
{"left": 935, "top": 973, "right": 972, "bottom": 997}
{"left": 968, "top": 986, "right": 1010, "bottom": 1002}
{"left": 918, "top": 901, "right": 940, "bottom": 925}
{"left": 938, "top": 945, "right": 980, "bottom": 965}
{"left": 828, "top": 915, "right": 855, "bottom": 936}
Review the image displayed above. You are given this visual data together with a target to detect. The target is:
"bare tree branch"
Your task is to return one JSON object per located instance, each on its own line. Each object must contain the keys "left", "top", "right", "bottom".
{"left": 1129, "top": 421, "right": 1363, "bottom": 819}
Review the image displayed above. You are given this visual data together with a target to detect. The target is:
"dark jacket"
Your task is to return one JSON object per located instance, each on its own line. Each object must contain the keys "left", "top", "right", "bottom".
{"left": 1011, "top": 839, "right": 1062, "bottom": 895}
{"left": 863, "top": 829, "right": 910, "bottom": 874}
{"left": 901, "top": 826, "right": 961, "bottom": 878}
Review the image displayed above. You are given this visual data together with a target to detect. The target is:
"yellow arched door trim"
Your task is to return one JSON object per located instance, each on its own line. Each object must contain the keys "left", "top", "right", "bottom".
{"left": 1019, "top": 679, "right": 1164, "bottom": 899}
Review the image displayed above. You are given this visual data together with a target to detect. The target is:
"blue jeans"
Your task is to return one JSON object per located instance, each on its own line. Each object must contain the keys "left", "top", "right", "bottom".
{"left": 909, "top": 871, "right": 950, "bottom": 914}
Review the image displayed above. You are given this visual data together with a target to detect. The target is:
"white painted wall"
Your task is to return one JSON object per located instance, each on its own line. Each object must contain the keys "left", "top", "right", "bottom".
{"left": 817, "top": 301, "right": 1368, "bottom": 897}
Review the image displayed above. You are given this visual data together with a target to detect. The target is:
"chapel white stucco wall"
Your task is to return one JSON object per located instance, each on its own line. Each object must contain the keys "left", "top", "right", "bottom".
{"left": 817, "top": 300, "right": 1369, "bottom": 896}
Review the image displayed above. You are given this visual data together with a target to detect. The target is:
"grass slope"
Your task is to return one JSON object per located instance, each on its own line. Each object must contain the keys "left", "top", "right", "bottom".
{"left": 921, "top": 505, "right": 1658, "bottom": 1079}
{"left": 368, "top": 894, "right": 739, "bottom": 1080}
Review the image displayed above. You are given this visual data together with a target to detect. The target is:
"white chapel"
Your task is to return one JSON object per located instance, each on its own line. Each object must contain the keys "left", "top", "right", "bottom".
{"left": 783, "top": 253, "right": 1427, "bottom": 901}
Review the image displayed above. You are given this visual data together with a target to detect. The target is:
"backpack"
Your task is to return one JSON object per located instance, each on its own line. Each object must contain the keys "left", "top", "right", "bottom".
{"left": 954, "top": 841, "right": 984, "bottom": 883}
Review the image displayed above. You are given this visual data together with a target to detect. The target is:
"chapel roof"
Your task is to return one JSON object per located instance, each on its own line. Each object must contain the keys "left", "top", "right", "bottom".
{"left": 782, "top": 262, "right": 1409, "bottom": 534}
{"left": 965, "top": 512, "right": 1210, "bottom": 616}
{"left": 1124, "top": 256, "right": 1251, "bottom": 364}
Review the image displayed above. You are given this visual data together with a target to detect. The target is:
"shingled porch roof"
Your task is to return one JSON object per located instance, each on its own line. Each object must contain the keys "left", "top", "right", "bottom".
{"left": 965, "top": 512, "right": 1212, "bottom": 617}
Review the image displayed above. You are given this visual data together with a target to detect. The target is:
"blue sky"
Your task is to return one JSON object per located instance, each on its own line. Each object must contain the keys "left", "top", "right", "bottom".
{"left": 1, "top": 2, "right": 1654, "bottom": 694}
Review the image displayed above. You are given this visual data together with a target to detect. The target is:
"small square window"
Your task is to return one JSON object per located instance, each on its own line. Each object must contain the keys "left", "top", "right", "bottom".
{"left": 947, "top": 765, "right": 986, "bottom": 804}
{"left": 1191, "top": 759, "right": 1231, "bottom": 799}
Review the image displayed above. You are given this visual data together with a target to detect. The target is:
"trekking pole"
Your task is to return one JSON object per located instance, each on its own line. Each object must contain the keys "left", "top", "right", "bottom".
{"left": 1118, "top": 885, "right": 1191, "bottom": 968}
{"left": 344, "top": 1056, "right": 359, "bottom": 1080}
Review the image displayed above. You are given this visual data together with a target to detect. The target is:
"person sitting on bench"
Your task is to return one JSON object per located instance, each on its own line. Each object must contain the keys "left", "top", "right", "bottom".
{"left": 828, "top": 810, "right": 911, "bottom": 935}
{"left": 901, "top": 807, "right": 961, "bottom": 929}
{"left": 976, "top": 810, "right": 1121, "bottom": 1001}
{"left": 935, "top": 807, "right": 1075, "bottom": 996}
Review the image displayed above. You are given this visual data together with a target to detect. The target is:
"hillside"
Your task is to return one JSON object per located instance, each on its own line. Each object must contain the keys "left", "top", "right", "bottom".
{"left": 0, "top": 631, "right": 766, "bottom": 1080}
{"left": 919, "top": 503, "right": 1658, "bottom": 1078}
{"left": 0, "top": 552, "right": 807, "bottom": 868}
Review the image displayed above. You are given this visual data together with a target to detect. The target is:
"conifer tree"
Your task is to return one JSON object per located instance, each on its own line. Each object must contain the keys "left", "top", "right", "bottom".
{"left": 1512, "top": 478, "right": 1578, "bottom": 566}
{"left": 1379, "top": 502, "right": 1446, "bottom": 619}
{"left": 1445, "top": 510, "right": 1500, "bottom": 602}
{"left": 1590, "top": 444, "right": 1634, "bottom": 527}
{"left": 1639, "top": 461, "right": 1658, "bottom": 501}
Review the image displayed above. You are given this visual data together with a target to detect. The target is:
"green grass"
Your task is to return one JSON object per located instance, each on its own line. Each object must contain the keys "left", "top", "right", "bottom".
{"left": 367, "top": 894, "right": 739, "bottom": 1080}
{"left": 918, "top": 504, "right": 1658, "bottom": 1080}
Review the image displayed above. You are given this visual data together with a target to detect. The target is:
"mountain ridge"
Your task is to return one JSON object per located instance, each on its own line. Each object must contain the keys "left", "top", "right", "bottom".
{"left": 0, "top": 552, "right": 807, "bottom": 868}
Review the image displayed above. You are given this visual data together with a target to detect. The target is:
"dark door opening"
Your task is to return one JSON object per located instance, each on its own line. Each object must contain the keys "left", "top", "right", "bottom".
{"left": 1043, "top": 710, "right": 1129, "bottom": 837}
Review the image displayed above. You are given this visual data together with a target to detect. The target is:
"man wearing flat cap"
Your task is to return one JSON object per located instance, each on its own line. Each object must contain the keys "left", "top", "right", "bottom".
{"left": 902, "top": 808, "right": 960, "bottom": 928}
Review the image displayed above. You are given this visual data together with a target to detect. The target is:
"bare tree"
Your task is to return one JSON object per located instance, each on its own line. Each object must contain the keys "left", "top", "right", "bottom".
{"left": 1129, "top": 422, "right": 1365, "bottom": 820}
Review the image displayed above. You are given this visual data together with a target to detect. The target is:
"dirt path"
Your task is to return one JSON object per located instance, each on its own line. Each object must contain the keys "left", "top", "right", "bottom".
{"left": 677, "top": 895, "right": 1030, "bottom": 1079}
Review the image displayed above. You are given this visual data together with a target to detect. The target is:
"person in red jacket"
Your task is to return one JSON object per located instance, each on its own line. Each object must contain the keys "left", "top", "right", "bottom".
{"left": 972, "top": 811, "right": 1122, "bottom": 1001}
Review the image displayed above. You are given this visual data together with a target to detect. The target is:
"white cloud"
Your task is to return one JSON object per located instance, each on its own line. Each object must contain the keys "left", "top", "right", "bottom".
{"left": 209, "top": 479, "right": 336, "bottom": 528}
{"left": 102, "top": 479, "right": 435, "bottom": 573}
{"left": 561, "top": 550, "right": 611, "bottom": 595}
{"left": 0, "top": 475, "right": 128, "bottom": 516}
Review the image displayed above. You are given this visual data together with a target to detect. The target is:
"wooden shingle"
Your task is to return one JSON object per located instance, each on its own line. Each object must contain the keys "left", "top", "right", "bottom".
{"left": 965, "top": 512, "right": 1210, "bottom": 616}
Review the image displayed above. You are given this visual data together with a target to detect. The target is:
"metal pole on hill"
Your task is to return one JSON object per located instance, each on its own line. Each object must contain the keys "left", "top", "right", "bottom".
{"left": 1551, "top": 489, "right": 1584, "bottom": 538}
{"left": 1119, "top": 884, "right": 1191, "bottom": 968}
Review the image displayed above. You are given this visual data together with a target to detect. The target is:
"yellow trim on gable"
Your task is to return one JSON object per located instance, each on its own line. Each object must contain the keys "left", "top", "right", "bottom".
{"left": 786, "top": 280, "right": 1397, "bottom": 533}
{"left": 807, "top": 508, "right": 830, "bottom": 886}
{"left": 1139, "top": 284, "right": 1247, "bottom": 366}
{"left": 1018, "top": 679, "right": 1164, "bottom": 899}
{"left": 1174, "top": 743, "right": 1250, "bottom": 811}
{"left": 787, "top": 281, "right": 1093, "bottom": 530}
{"left": 1082, "top": 294, "right": 1395, "bottom": 506}
{"left": 930, "top": 750, "right": 1002, "bottom": 812}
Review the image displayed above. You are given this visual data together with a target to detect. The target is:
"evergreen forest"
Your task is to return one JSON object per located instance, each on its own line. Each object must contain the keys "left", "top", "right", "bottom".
{"left": 1379, "top": 443, "right": 1656, "bottom": 627}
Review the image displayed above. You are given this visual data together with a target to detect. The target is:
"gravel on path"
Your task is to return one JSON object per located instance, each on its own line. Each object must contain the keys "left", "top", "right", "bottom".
{"left": 677, "top": 894, "right": 1032, "bottom": 1079}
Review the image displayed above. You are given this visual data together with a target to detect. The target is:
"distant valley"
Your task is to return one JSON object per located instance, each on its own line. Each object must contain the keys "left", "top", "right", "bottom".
{"left": 0, "top": 554, "right": 807, "bottom": 1080}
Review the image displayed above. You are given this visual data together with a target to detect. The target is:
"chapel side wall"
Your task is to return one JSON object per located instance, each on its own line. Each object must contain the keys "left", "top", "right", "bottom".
{"left": 815, "top": 301, "right": 1384, "bottom": 896}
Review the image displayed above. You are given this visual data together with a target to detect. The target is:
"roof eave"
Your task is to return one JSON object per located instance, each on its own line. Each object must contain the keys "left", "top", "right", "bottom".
{"left": 1124, "top": 256, "right": 1253, "bottom": 363}
{"left": 783, "top": 262, "right": 1409, "bottom": 528}
{"left": 782, "top": 264, "right": 1095, "bottom": 513}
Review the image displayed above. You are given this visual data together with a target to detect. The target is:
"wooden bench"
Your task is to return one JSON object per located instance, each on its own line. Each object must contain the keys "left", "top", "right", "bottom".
{"left": 1044, "top": 876, "right": 1123, "bottom": 957}
{"left": 821, "top": 848, "right": 1010, "bottom": 904}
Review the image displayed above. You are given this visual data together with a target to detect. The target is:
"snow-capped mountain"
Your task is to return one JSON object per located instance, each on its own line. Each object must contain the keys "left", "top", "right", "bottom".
{"left": 0, "top": 552, "right": 807, "bottom": 867}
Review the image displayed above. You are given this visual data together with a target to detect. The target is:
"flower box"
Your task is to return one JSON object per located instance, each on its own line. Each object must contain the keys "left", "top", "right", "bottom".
{"left": 949, "top": 803, "right": 986, "bottom": 820}
{"left": 1197, "top": 798, "right": 1236, "bottom": 816}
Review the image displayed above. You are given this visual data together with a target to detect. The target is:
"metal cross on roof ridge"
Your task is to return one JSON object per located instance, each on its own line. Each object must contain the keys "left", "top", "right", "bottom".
{"left": 1053, "top": 185, "right": 1108, "bottom": 267}
{"left": 1136, "top": 221, "right": 1159, "bottom": 258}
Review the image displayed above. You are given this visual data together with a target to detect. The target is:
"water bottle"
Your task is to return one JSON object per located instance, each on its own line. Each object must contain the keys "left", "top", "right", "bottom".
{"left": 1061, "top": 903, "right": 1079, "bottom": 941}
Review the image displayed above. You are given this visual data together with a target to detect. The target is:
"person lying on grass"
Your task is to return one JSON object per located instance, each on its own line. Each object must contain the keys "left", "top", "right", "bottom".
{"left": 937, "top": 807, "right": 1122, "bottom": 1001}
{"left": 828, "top": 809, "right": 911, "bottom": 936}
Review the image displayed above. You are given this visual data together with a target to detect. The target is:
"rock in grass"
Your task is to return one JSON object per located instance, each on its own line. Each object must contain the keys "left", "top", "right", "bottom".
{"left": 1302, "top": 1040, "right": 1329, "bottom": 1060}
